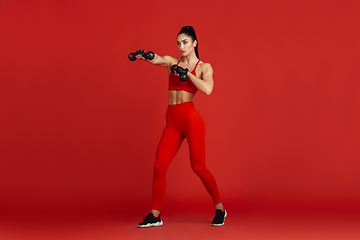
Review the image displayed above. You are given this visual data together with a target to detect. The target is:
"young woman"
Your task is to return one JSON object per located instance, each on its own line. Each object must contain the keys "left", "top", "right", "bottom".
{"left": 134, "top": 26, "right": 226, "bottom": 227}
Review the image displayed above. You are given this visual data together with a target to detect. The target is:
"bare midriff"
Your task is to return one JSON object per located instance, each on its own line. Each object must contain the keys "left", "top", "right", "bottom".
{"left": 168, "top": 90, "right": 194, "bottom": 105}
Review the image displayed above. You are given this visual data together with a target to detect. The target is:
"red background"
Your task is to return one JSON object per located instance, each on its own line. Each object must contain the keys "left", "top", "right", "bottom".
{"left": 0, "top": 0, "right": 359, "bottom": 215}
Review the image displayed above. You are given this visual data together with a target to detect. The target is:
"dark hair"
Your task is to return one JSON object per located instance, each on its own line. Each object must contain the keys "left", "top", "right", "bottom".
{"left": 177, "top": 26, "right": 199, "bottom": 59}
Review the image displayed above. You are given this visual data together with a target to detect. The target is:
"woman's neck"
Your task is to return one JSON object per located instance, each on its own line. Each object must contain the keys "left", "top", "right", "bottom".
{"left": 181, "top": 53, "right": 198, "bottom": 65}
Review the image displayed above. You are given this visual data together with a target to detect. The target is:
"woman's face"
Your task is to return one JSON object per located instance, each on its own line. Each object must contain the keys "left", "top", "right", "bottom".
{"left": 177, "top": 33, "right": 197, "bottom": 56}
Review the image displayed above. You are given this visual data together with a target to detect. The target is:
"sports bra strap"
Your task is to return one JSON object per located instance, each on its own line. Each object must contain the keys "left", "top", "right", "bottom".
{"left": 176, "top": 57, "right": 182, "bottom": 65}
{"left": 176, "top": 58, "right": 201, "bottom": 71}
{"left": 194, "top": 59, "right": 200, "bottom": 70}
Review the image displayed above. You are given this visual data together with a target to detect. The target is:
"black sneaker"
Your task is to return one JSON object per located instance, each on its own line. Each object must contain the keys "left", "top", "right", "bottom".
{"left": 210, "top": 209, "right": 227, "bottom": 226}
{"left": 137, "top": 213, "right": 163, "bottom": 228}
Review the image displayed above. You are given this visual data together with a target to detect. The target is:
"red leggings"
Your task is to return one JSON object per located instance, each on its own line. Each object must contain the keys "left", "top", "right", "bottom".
{"left": 152, "top": 101, "right": 221, "bottom": 210}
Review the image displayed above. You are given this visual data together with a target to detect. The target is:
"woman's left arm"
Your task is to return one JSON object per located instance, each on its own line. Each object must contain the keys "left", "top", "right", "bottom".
{"left": 187, "top": 63, "right": 214, "bottom": 96}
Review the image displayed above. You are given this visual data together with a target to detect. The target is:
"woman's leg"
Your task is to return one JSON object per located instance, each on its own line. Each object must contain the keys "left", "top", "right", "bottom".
{"left": 186, "top": 112, "right": 222, "bottom": 207}
{"left": 186, "top": 110, "right": 227, "bottom": 226}
{"left": 152, "top": 126, "right": 185, "bottom": 214}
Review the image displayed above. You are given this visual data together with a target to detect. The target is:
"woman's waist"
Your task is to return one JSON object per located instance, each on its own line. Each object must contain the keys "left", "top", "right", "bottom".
{"left": 168, "top": 90, "right": 194, "bottom": 105}
{"left": 166, "top": 101, "right": 196, "bottom": 115}
{"left": 165, "top": 101, "right": 204, "bottom": 125}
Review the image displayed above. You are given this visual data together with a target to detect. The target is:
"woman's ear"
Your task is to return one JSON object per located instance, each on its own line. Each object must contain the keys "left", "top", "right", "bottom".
{"left": 193, "top": 40, "right": 197, "bottom": 48}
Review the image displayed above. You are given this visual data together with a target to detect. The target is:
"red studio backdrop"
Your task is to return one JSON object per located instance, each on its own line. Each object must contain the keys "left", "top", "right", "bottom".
{"left": 0, "top": 0, "right": 359, "bottom": 214}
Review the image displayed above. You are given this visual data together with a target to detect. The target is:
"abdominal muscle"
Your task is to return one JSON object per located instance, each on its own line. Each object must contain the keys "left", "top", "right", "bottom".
{"left": 168, "top": 90, "right": 194, "bottom": 105}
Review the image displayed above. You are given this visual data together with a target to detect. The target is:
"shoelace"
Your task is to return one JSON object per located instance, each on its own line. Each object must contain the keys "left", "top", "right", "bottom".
{"left": 214, "top": 210, "right": 225, "bottom": 221}
{"left": 143, "top": 213, "right": 152, "bottom": 221}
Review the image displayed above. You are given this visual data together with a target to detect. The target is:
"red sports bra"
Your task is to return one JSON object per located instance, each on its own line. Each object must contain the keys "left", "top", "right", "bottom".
{"left": 169, "top": 57, "right": 200, "bottom": 94}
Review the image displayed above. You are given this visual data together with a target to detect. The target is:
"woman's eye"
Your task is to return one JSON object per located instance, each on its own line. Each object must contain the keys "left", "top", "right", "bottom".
{"left": 183, "top": 42, "right": 187, "bottom": 44}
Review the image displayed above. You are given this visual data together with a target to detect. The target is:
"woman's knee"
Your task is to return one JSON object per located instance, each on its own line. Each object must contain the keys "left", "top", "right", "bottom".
{"left": 154, "top": 162, "right": 167, "bottom": 176}
{"left": 191, "top": 163, "right": 207, "bottom": 176}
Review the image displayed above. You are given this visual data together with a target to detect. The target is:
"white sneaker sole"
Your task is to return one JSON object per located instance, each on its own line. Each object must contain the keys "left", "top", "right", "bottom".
{"left": 210, "top": 210, "right": 227, "bottom": 226}
{"left": 137, "top": 220, "right": 163, "bottom": 228}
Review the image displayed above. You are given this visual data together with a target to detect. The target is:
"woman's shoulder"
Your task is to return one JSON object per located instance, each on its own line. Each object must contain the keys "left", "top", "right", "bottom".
{"left": 198, "top": 61, "right": 213, "bottom": 71}
{"left": 163, "top": 55, "right": 181, "bottom": 65}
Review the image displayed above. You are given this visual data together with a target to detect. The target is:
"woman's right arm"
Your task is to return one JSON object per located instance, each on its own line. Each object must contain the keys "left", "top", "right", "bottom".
{"left": 137, "top": 53, "right": 175, "bottom": 68}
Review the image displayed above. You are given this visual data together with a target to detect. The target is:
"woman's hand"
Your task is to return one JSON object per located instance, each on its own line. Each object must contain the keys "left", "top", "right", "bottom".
{"left": 187, "top": 63, "right": 214, "bottom": 95}
{"left": 135, "top": 54, "right": 146, "bottom": 60}
{"left": 130, "top": 50, "right": 154, "bottom": 61}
